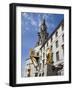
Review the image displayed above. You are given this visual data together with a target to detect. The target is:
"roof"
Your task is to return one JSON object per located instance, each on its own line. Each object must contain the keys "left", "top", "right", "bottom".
{"left": 40, "top": 19, "right": 64, "bottom": 49}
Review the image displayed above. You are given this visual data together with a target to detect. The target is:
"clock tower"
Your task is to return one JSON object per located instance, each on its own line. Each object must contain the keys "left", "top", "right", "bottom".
{"left": 36, "top": 18, "right": 49, "bottom": 46}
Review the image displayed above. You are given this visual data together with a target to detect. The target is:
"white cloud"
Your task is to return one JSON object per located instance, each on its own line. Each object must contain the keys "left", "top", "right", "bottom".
{"left": 22, "top": 13, "right": 37, "bottom": 27}
{"left": 28, "top": 16, "right": 37, "bottom": 27}
{"left": 31, "top": 18, "right": 37, "bottom": 26}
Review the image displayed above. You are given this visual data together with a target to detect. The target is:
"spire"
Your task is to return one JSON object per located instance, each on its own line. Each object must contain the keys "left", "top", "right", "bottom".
{"left": 41, "top": 16, "right": 46, "bottom": 25}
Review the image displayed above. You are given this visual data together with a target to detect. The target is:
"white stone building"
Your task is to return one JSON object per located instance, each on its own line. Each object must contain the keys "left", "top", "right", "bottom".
{"left": 39, "top": 19, "right": 64, "bottom": 76}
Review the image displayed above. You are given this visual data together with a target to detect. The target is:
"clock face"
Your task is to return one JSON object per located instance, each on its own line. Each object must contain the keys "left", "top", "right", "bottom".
{"left": 41, "top": 25, "right": 46, "bottom": 31}
{"left": 41, "top": 25, "right": 44, "bottom": 30}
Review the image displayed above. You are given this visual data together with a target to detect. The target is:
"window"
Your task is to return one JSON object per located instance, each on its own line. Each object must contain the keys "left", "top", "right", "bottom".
{"left": 43, "top": 53, "right": 45, "bottom": 59}
{"left": 35, "top": 73, "right": 38, "bottom": 77}
{"left": 56, "top": 51, "right": 59, "bottom": 61}
{"left": 55, "top": 31, "right": 58, "bottom": 37}
{"left": 42, "top": 72, "right": 44, "bottom": 76}
{"left": 51, "top": 37, "right": 52, "bottom": 42}
{"left": 27, "top": 69, "right": 30, "bottom": 77}
{"left": 51, "top": 53, "right": 53, "bottom": 61}
{"left": 51, "top": 45, "right": 53, "bottom": 51}
{"left": 56, "top": 40, "right": 58, "bottom": 48}
{"left": 62, "top": 34, "right": 64, "bottom": 42}
{"left": 37, "top": 52, "right": 39, "bottom": 56}
{"left": 43, "top": 59, "right": 44, "bottom": 67}
{"left": 62, "top": 45, "right": 64, "bottom": 55}
{"left": 41, "top": 49, "right": 42, "bottom": 53}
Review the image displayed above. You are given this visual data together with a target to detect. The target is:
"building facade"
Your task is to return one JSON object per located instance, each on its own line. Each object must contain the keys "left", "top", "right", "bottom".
{"left": 24, "top": 18, "right": 64, "bottom": 77}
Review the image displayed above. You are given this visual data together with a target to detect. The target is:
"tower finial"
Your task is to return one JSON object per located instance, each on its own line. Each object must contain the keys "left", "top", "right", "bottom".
{"left": 41, "top": 15, "right": 46, "bottom": 25}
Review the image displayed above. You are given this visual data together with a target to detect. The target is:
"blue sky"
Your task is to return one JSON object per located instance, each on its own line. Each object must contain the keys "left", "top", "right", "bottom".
{"left": 21, "top": 12, "right": 64, "bottom": 77}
